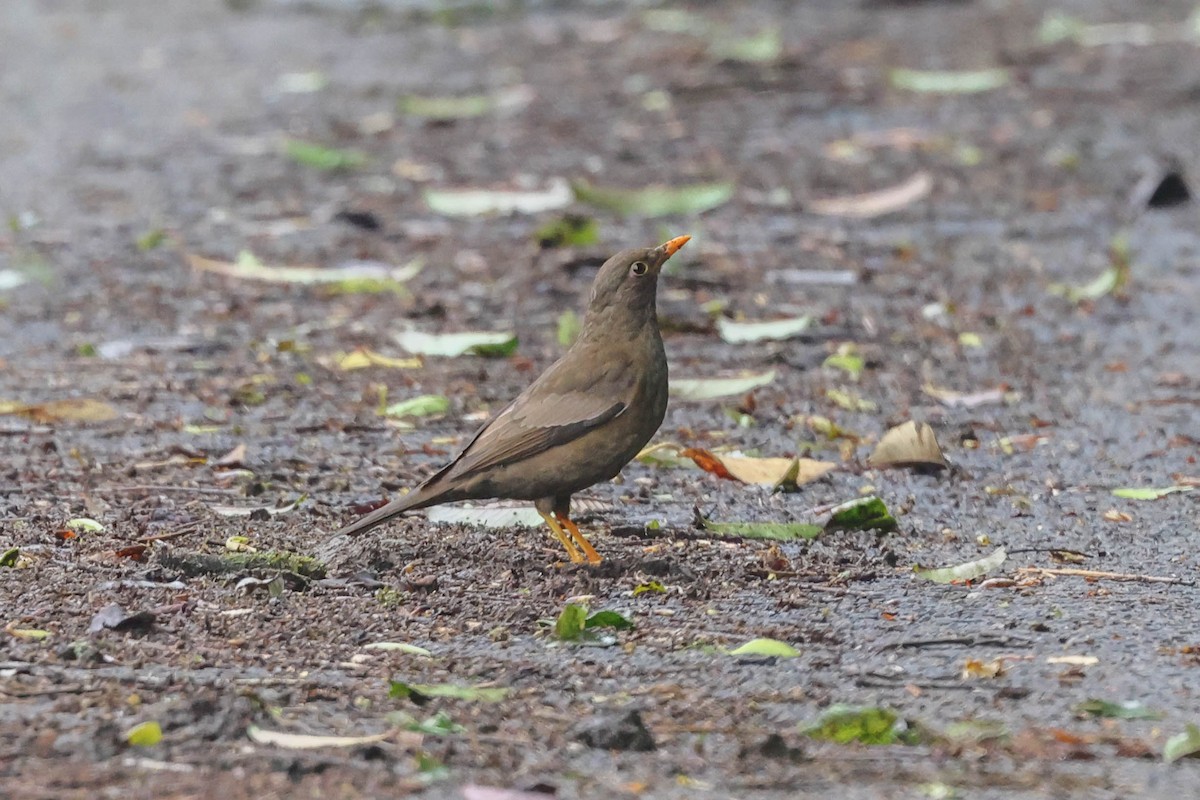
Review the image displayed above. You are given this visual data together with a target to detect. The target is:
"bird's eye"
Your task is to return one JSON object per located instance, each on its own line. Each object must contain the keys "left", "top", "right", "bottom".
{"left": 630, "top": 261, "right": 649, "bottom": 276}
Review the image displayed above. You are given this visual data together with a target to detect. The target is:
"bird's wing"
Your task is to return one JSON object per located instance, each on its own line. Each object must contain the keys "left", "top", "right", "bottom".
{"left": 430, "top": 351, "right": 634, "bottom": 484}
{"left": 436, "top": 391, "right": 626, "bottom": 483}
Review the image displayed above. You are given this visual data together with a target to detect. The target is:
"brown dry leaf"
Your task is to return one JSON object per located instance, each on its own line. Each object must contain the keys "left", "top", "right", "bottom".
{"left": 681, "top": 448, "right": 836, "bottom": 488}
{"left": 867, "top": 421, "right": 947, "bottom": 470}
{"left": 807, "top": 171, "right": 932, "bottom": 219}
{"left": 0, "top": 398, "right": 119, "bottom": 424}
{"left": 922, "top": 383, "right": 1008, "bottom": 409}
{"left": 214, "top": 444, "right": 247, "bottom": 469}
{"left": 1102, "top": 509, "right": 1132, "bottom": 523}
{"left": 961, "top": 658, "right": 1005, "bottom": 680}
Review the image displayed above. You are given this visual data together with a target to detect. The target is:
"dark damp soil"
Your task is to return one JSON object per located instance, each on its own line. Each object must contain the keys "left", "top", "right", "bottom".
{"left": 2, "top": 1, "right": 1199, "bottom": 798}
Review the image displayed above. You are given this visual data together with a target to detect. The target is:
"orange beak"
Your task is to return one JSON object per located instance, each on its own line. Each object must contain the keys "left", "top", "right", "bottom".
{"left": 660, "top": 235, "right": 691, "bottom": 258}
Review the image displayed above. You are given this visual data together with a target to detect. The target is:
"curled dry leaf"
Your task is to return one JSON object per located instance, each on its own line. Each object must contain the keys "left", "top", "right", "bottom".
{"left": 0, "top": 398, "right": 119, "bottom": 424}
{"left": 670, "top": 370, "right": 776, "bottom": 401}
{"left": 681, "top": 448, "right": 836, "bottom": 489}
{"left": 807, "top": 172, "right": 932, "bottom": 219}
{"left": 188, "top": 251, "right": 422, "bottom": 286}
{"left": 247, "top": 725, "right": 420, "bottom": 750}
{"left": 914, "top": 548, "right": 1008, "bottom": 584}
{"left": 868, "top": 421, "right": 947, "bottom": 470}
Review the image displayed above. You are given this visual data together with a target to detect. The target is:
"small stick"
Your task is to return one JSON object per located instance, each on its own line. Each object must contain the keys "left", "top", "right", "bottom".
{"left": 1018, "top": 567, "right": 1193, "bottom": 586}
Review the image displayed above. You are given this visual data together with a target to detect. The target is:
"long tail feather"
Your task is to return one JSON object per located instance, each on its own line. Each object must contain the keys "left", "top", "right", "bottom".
{"left": 334, "top": 484, "right": 446, "bottom": 537}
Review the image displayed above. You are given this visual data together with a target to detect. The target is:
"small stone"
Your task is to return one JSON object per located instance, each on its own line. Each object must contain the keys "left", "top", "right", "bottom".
{"left": 572, "top": 709, "right": 656, "bottom": 752}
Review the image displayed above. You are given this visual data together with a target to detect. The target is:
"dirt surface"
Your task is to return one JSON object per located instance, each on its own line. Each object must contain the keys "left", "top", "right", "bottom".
{"left": 2, "top": 1, "right": 1199, "bottom": 798}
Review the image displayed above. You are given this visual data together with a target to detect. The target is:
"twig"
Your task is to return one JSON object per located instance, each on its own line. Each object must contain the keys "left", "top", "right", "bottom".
{"left": 1018, "top": 567, "right": 1193, "bottom": 586}
{"left": 101, "top": 484, "right": 238, "bottom": 495}
{"left": 139, "top": 520, "right": 204, "bottom": 543}
{"left": 877, "top": 634, "right": 1032, "bottom": 650}
{"left": 0, "top": 684, "right": 102, "bottom": 698}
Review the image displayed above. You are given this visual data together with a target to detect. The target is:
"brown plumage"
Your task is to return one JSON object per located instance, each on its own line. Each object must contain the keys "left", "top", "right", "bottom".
{"left": 333, "top": 235, "right": 690, "bottom": 564}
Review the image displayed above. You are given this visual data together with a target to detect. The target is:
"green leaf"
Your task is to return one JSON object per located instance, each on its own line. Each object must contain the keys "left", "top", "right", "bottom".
{"left": 398, "top": 94, "right": 492, "bottom": 120}
{"left": 362, "top": 642, "right": 433, "bottom": 656}
{"left": 393, "top": 329, "right": 518, "bottom": 358}
{"left": 914, "top": 548, "right": 1008, "bottom": 584}
{"left": 713, "top": 28, "right": 782, "bottom": 63}
{"left": 406, "top": 711, "right": 464, "bottom": 735}
{"left": 585, "top": 610, "right": 634, "bottom": 631}
{"left": 1112, "top": 486, "right": 1193, "bottom": 500}
{"left": 65, "top": 518, "right": 105, "bottom": 533}
{"left": 388, "top": 681, "right": 507, "bottom": 703}
{"left": 423, "top": 179, "right": 572, "bottom": 217}
{"left": 554, "top": 603, "right": 588, "bottom": 641}
{"left": 1074, "top": 699, "right": 1163, "bottom": 720}
{"left": 0, "top": 547, "right": 20, "bottom": 568}
{"left": 823, "top": 352, "right": 864, "bottom": 380}
{"left": 699, "top": 517, "right": 823, "bottom": 541}
{"left": 729, "top": 638, "right": 800, "bottom": 658}
{"left": 535, "top": 215, "right": 600, "bottom": 248}
{"left": 670, "top": 370, "right": 776, "bottom": 401}
{"left": 632, "top": 580, "right": 666, "bottom": 596}
{"left": 189, "top": 251, "right": 422, "bottom": 286}
{"left": 826, "top": 496, "right": 897, "bottom": 533}
{"left": 6, "top": 627, "right": 51, "bottom": 640}
{"left": 801, "top": 705, "right": 907, "bottom": 745}
{"left": 1164, "top": 724, "right": 1200, "bottom": 763}
{"left": 382, "top": 395, "right": 450, "bottom": 419}
{"left": 125, "top": 721, "right": 163, "bottom": 747}
{"left": 889, "top": 68, "right": 1010, "bottom": 94}
{"left": 556, "top": 310, "right": 581, "bottom": 347}
{"left": 284, "top": 140, "right": 366, "bottom": 171}
{"left": 716, "top": 315, "right": 811, "bottom": 344}
{"left": 572, "top": 179, "right": 734, "bottom": 218}
{"left": 136, "top": 228, "right": 166, "bottom": 251}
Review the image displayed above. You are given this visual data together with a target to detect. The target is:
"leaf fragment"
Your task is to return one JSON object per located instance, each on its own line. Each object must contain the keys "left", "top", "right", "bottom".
{"left": 697, "top": 516, "right": 823, "bottom": 542}
{"left": 188, "top": 251, "right": 421, "bottom": 287}
{"left": 826, "top": 496, "right": 897, "bottom": 533}
{"left": 554, "top": 603, "right": 588, "bottom": 641}
{"left": 389, "top": 681, "right": 508, "bottom": 703}
{"left": 65, "top": 518, "right": 104, "bottom": 533}
{"left": 424, "top": 179, "right": 573, "bottom": 217}
{"left": 729, "top": 638, "right": 800, "bottom": 658}
{"left": 889, "top": 67, "right": 1010, "bottom": 94}
{"left": 1112, "top": 486, "right": 1193, "bottom": 500}
{"left": 914, "top": 548, "right": 1008, "bottom": 584}
{"left": 808, "top": 172, "right": 932, "bottom": 219}
{"left": 125, "top": 721, "right": 163, "bottom": 747}
{"left": 1074, "top": 699, "right": 1162, "bottom": 720}
{"left": 393, "top": 329, "right": 518, "bottom": 358}
{"left": 535, "top": 215, "right": 599, "bottom": 248}
{"left": 681, "top": 448, "right": 835, "bottom": 489}
{"left": 336, "top": 348, "right": 423, "bottom": 370}
{"left": 801, "top": 705, "right": 908, "bottom": 745}
{"left": 0, "top": 398, "right": 119, "bottom": 424}
{"left": 572, "top": 179, "right": 733, "bottom": 218}
{"left": 398, "top": 94, "right": 492, "bottom": 120}
{"left": 247, "top": 725, "right": 413, "bottom": 749}
{"left": 382, "top": 395, "right": 450, "bottom": 419}
{"left": 670, "top": 370, "right": 776, "bottom": 401}
{"left": 363, "top": 642, "right": 434, "bottom": 656}
{"left": 1164, "top": 724, "right": 1200, "bottom": 763}
{"left": 868, "top": 421, "right": 947, "bottom": 470}
{"left": 716, "top": 315, "right": 811, "bottom": 344}
{"left": 284, "top": 140, "right": 366, "bottom": 171}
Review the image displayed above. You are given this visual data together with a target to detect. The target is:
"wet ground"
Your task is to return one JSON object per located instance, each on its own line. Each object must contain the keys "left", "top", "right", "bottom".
{"left": 2, "top": 0, "right": 1199, "bottom": 797}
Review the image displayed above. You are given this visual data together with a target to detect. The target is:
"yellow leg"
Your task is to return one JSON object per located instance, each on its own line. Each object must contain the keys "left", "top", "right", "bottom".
{"left": 538, "top": 510, "right": 584, "bottom": 563}
{"left": 556, "top": 513, "right": 603, "bottom": 565}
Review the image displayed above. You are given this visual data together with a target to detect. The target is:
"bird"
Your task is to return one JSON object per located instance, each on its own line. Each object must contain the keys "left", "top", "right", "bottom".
{"left": 332, "top": 235, "right": 690, "bottom": 564}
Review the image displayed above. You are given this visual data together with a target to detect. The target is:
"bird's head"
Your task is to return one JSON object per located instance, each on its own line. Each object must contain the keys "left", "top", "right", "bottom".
{"left": 584, "top": 235, "right": 690, "bottom": 323}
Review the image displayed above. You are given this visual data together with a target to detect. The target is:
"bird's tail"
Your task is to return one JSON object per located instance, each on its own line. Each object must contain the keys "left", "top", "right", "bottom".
{"left": 333, "top": 483, "right": 448, "bottom": 538}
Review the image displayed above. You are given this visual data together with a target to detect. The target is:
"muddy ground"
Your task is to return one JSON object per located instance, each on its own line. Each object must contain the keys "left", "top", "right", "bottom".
{"left": 2, "top": 1, "right": 1199, "bottom": 798}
